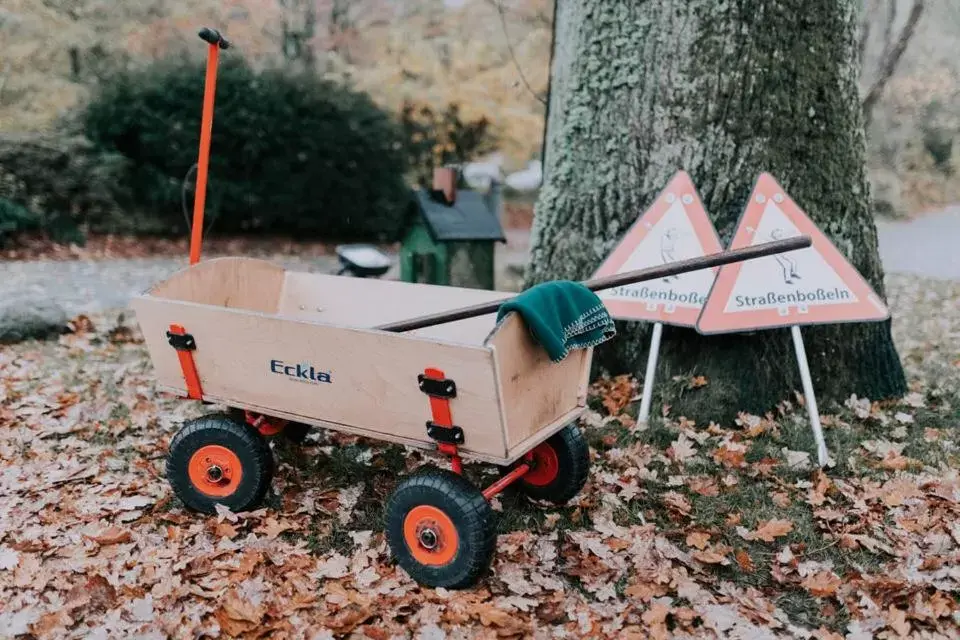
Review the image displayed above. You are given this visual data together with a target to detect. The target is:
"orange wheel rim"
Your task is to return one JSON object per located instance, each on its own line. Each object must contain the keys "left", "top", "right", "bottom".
{"left": 523, "top": 442, "right": 560, "bottom": 487}
{"left": 188, "top": 445, "right": 243, "bottom": 497}
{"left": 403, "top": 505, "right": 459, "bottom": 567}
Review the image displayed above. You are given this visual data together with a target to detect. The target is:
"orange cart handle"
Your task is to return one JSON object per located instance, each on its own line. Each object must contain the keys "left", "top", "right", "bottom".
{"left": 189, "top": 27, "right": 229, "bottom": 265}
{"left": 198, "top": 27, "right": 231, "bottom": 49}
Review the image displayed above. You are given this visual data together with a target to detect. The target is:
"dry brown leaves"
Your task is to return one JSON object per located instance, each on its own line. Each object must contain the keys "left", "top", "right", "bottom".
{"left": 591, "top": 374, "right": 639, "bottom": 416}
{"left": 1, "top": 272, "right": 959, "bottom": 639}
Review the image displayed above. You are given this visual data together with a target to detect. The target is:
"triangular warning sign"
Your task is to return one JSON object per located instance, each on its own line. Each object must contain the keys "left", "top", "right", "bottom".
{"left": 592, "top": 171, "right": 723, "bottom": 327}
{"left": 696, "top": 173, "right": 889, "bottom": 334}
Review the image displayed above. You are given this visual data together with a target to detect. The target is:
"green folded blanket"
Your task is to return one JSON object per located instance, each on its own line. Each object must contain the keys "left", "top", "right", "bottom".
{"left": 496, "top": 281, "right": 616, "bottom": 362}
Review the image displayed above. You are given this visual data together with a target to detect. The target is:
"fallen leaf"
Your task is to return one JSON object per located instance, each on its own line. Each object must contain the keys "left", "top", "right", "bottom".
{"left": 734, "top": 549, "right": 755, "bottom": 573}
{"left": 661, "top": 491, "right": 692, "bottom": 517}
{"left": 736, "top": 412, "right": 776, "bottom": 437}
{"left": 686, "top": 532, "right": 711, "bottom": 550}
{"left": 689, "top": 376, "right": 708, "bottom": 389}
{"left": 476, "top": 605, "right": 531, "bottom": 635}
{"left": 217, "top": 587, "right": 264, "bottom": 625}
{"left": 880, "top": 450, "right": 917, "bottom": 470}
{"left": 65, "top": 574, "right": 116, "bottom": 613}
{"left": 667, "top": 433, "right": 697, "bottom": 464}
{"left": 641, "top": 602, "right": 670, "bottom": 626}
{"left": 86, "top": 527, "right": 132, "bottom": 546}
{"left": 782, "top": 448, "right": 811, "bottom": 469}
{"left": 886, "top": 606, "right": 910, "bottom": 637}
{"left": 257, "top": 517, "right": 296, "bottom": 539}
{"left": 327, "top": 604, "right": 374, "bottom": 635}
{"left": 739, "top": 519, "right": 794, "bottom": 543}
{"left": 687, "top": 476, "right": 720, "bottom": 497}
{"left": 693, "top": 548, "right": 730, "bottom": 565}
{"left": 801, "top": 571, "right": 842, "bottom": 597}
{"left": 713, "top": 443, "right": 747, "bottom": 468}
{"left": 772, "top": 492, "right": 792, "bottom": 508}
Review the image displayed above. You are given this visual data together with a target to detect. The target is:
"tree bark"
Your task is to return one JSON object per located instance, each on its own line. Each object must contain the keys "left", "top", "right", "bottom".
{"left": 528, "top": 0, "right": 907, "bottom": 423}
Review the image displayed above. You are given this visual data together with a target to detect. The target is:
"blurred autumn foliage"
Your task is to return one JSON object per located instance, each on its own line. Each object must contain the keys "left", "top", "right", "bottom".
{"left": 0, "top": 0, "right": 550, "bottom": 168}
{"left": 2, "top": 0, "right": 959, "bottom": 221}
{"left": 400, "top": 100, "right": 495, "bottom": 186}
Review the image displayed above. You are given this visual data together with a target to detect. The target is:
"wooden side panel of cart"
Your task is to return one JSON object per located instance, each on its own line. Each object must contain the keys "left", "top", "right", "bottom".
{"left": 131, "top": 258, "right": 590, "bottom": 465}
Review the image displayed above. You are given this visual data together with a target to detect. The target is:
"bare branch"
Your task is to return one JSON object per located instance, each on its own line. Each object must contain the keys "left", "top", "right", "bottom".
{"left": 881, "top": 0, "right": 897, "bottom": 60}
{"left": 862, "top": 0, "right": 924, "bottom": 127}
{"left": 486, "top": 0, "right": 547, "bottom": 106}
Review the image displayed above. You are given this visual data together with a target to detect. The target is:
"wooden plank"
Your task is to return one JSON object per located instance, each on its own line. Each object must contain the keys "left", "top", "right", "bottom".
{"left": 148, "top": 257, "right": 285, "bottom": 314}
{"left": 131, "top": 296, "right": 509, "bottom": 460}
{"left": 486, "top": 312, "right": 587, "bottom": 451}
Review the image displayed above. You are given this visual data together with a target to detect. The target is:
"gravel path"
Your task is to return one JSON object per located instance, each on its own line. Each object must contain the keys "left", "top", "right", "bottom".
{"left": 1, "top": 255, "right": 340, "bottom": 316}
{"left": 876, "top": 205, "right": 960, "bottom": 281}
{"left": 1, "top": 209, "right": 956, "bottom": 316}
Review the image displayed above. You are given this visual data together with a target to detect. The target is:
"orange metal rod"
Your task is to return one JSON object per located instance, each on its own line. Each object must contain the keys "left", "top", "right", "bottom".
{"left": 482, "top": 463, "right": 531, "bottom": 501}
{"left": 190, "top": 43, "right": 220, "bottom": 265}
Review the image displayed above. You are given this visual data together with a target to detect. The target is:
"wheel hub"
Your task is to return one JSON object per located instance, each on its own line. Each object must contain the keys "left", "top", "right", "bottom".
{"left": 417, "top": 526, "right": 439, "bottom": 550}
{"left": 403, "top": 505, "right": 459, "bottom": 567}
{"left": 188, "top": 445, "right": 243, "bottom": 497}
{"left": 522, "top": 441, "right": 560, "bottom": 487}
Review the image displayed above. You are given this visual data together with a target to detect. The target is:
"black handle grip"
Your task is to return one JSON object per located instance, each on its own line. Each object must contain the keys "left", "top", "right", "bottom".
{"left": 198, "top": 27, "right": 230, "bottom": 49}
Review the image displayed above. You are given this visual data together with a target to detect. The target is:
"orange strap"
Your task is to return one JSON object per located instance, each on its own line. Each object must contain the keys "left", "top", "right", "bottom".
{"left": 422, "top": 368, "right": 462, "bottom": 474}
{"left": 423, "top": 367, "right": 453, "bottom": 427}
{"left": 168, "top": 324, "right": 203, "bottom": 400}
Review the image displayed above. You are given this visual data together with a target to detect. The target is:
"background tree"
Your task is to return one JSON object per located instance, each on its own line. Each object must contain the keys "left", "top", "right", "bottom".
{"left": 860, "top": 0, "right": 925, "bottom": 127}
{"left": 527, "top": 0, "right": 908, "bottom": 423}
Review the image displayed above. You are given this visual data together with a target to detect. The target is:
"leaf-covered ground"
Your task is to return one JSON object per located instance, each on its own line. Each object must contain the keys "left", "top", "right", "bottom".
{"left": 1, "top": 273, "right": 958, "bottom": 639}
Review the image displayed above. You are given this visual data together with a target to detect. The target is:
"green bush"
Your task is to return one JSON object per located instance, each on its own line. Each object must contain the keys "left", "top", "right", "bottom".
{"left": 82, "top": 57, "right": 410, "bottom": 240}
{"left": 0, "top": 197, "right": 38, "bottom": 245}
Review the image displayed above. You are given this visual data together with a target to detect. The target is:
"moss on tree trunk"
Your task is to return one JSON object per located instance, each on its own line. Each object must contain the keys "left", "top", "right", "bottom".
{"left": 528, "top": 0, "right": 907, "bottom": 423}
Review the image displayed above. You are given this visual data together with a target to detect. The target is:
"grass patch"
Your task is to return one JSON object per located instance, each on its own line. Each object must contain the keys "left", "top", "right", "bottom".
{"left": 776, "top": 588, "right": 849, "bottom": 632}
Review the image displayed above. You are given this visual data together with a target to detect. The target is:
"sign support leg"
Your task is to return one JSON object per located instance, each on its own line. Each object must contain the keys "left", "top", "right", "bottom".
{"left": 790, "top": 325, "right": 829, "bottom": 467}
{"left": 638, "top": 322, "right": 663, "bottom": 424}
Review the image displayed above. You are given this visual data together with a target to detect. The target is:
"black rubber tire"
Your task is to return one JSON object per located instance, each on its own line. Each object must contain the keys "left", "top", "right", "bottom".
{"left": 227, "top": 408, "right": 311, "bottom": 443}
{"left": 166, "top": 413, "right": 274, "bottom": 514}
{"left": 385, "top": 467, "right": 496, "bottom": 589}
{"left": 516, "top": 424, "right": 590, "bottom": 504}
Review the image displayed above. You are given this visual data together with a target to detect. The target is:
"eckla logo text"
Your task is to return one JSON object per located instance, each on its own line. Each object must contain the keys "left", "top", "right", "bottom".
{"left": 270, "top": 359, "right": 332, "bottom": 384}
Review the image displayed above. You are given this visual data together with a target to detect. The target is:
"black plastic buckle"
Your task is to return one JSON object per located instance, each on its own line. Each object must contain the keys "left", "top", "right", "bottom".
{"left": 426, "top": 422, "right": 464, "bottom": 445}
{"left": 418, "top": 375, "right": 456, "bottom": 398}
{"left": 166, "top": 331, "right": 196, "bottom": 351}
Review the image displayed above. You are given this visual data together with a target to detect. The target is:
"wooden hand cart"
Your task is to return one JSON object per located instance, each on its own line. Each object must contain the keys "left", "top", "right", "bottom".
{"left": 132, "top": 27, "right": 810, "bottom": 589}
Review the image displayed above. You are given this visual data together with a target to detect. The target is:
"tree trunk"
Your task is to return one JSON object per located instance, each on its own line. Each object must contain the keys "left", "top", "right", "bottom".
{"left": 528, "top": 0, "right": 907, "bottom": 423}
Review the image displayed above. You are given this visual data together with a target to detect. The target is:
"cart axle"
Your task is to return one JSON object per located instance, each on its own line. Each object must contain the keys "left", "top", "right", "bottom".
{"left": 482, "top": 461, "right": 532, "bottom": 500}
